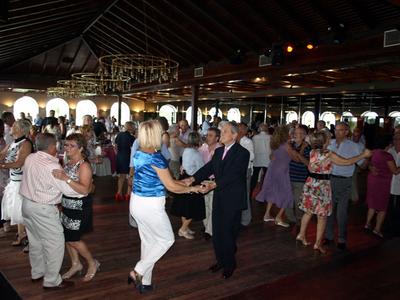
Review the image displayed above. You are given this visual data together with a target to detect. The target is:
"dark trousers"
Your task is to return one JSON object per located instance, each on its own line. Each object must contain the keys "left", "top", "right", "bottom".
{"left": 326, "top": 176, "right": 352, "bottom": 243}
{"left": 384, "top": 194, "right": 400, "bottom": 238}
{"left": 212, "top": 202, "right": 241, "bottom": 271}
{"left": 250, "top": 167, "right": 267, "bottom": 196}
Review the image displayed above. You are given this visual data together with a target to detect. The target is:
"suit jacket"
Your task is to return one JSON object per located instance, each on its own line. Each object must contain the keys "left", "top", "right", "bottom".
{"left": 193, "top": 142, "right": 250, "bottom": 211}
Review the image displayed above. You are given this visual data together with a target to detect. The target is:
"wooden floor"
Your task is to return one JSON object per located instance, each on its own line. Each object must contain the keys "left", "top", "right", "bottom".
{"left": 0, "top": 176, "right": 396, "bottom": 299}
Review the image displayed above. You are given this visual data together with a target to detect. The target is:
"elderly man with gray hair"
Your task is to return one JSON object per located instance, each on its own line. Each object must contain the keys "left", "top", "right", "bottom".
{"left": 20, "top": 133, "right": 86, "bottom": 290}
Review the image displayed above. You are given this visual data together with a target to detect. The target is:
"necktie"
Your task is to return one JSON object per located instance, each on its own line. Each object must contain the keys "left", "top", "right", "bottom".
{"left": 222, "top": 147, "right": 228, "bottom": 160}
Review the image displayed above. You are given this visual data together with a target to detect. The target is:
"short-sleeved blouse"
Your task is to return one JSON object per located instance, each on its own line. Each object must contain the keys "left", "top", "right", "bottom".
{"left": 133, "top": 150, "right": 168, "bottom": 197}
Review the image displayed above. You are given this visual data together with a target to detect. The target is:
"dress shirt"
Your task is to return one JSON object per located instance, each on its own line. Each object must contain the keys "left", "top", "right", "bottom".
{"left": 198, "top": 142, "right": 222, "bottom": 164}
{"left": 252, "top": 132, "right": 271, "bottom": 168}
{"left": 388, "top": 146, "right": 400, "bottom": 195}
{"left": 177, "top": 129, "right": 193, "bottom": 157}
{"left": 328, "top": 138, "right": 363, "bottom": 177}
{"left": 20, "top": 151, "right": 84, "bottom": 205}
{"left": 129, "top": 139, "right": 171, "bottom": 167}
{"left": 182, "top": 148, "right": 204, "bottom": 176}
{"left": 201, "top": 120, "right": 211, "bottom": 136}
{"left": 239, "top": 136, "right": 254, "bottom": 169}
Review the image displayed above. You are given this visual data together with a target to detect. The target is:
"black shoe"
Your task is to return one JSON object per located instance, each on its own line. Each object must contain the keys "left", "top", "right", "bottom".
{"left": 322, "top": 238, "right": 334, "bottom": 246}
{"left": 222, "top": 269, "right": 235, "bottom": 279}
{"left": 139, "top": 284, "right": 155, "bottom": 294}
{"left": 31, "top": 276, "right": 43, "bottom": 283}
{"left": 337, "top": 242, "right": 347, "bottom": 250}
{"left": 203, "top": 233, "right": 211, "bottom": 241}
{"left": 208, "top": 263, "right": 223, "bottom": 273}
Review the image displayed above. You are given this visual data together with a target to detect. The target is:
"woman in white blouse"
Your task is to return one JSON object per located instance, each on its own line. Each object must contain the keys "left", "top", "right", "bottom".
{"left": 171, "top": 132, "right": 205, "bottom": 239}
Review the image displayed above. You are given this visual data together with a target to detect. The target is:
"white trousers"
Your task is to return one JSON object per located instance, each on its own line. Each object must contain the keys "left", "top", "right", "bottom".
{"left": 130, "top": 193, "right": 174, "bottom": 285}
{"left": 22, "top": 197, "right": 64, "bottom": 287}
{"left": 203, "top": 190, "right": 214, "bottom": 235}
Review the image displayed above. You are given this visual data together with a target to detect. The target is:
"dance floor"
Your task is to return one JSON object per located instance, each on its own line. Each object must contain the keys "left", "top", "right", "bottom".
{"left": 0, "top": 176, "right": 398, "bottom": 299}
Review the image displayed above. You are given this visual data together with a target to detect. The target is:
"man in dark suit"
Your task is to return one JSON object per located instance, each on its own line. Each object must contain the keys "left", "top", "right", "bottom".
{"left": 183, "top": 122, "right": 249, "bottom": 279}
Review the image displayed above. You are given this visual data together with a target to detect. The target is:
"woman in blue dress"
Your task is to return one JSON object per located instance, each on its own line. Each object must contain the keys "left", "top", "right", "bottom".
{"left": 127, "top": 120, "right": 201, "bottom": 294}
{"left": 114, "top": 121, "right": 136, "bottom": 201}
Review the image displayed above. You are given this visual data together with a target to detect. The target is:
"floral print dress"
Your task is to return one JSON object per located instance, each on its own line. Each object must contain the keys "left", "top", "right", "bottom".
{"left": 299, "top": 149, "right": 332, "bottom": 217}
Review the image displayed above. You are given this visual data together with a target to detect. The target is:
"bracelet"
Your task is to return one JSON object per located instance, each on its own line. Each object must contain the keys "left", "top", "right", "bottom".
{"left": 66, "top": 178, "right": 72, "bottom": 184}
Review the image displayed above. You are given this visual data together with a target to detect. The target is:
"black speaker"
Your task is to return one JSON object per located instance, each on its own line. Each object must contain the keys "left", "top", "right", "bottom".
{"left": 0, "top": 0, "right": 8, "bottom": 24}
{"left": 271, "top": 44, "right": 284, "bottom": 66}
{"left": 0, "top": 272, "right": 22, "bottom": 300}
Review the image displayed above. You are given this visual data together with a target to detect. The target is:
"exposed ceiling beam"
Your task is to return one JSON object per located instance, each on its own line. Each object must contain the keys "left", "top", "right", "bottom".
{"left": 123, "top": 0, "right": 209, "bottom": 62}
{"left": 82, "top": 0, "right": 120, "bottom": 34}
{"left": 142, "top": 0, "right": 224, "bottom": 59}
{"left": 162, "top": 0, "right": 233, "bottom": 55}
{"left": 67, "top": 38, "right": 84, "bottom": 74}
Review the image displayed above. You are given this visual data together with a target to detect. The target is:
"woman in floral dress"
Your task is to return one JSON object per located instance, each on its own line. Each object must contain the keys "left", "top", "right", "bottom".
{"left": 296, "top": 132, "right": 371, "bottom": 253}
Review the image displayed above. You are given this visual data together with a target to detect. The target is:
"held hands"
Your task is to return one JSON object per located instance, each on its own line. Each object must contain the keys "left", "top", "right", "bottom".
{"left": 362, "top": 149, "right": 372, "bottom": 158}
{"left": 199, "top": 180, "right": 216, "bottom": 194}
{"left": 180, "top": 177, "right": 195, "bottom": 187}
{"left": 52, "top": 169, "right": 68, "bottom": 181}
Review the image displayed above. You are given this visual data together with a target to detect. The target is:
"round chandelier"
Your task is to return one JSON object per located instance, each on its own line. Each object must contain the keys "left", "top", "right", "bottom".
{"left": 47, "top": 54, "right": 179, "bottom": 98}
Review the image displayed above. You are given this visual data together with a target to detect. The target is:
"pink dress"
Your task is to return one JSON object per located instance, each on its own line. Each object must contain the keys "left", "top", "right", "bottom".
{"left": 366, "top": 150, "right": 394, "bottom": 211}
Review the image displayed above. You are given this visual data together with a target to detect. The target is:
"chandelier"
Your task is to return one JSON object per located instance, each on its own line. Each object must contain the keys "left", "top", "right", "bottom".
{"left": 47, "top": 54, "right": 179, "bottom": 98}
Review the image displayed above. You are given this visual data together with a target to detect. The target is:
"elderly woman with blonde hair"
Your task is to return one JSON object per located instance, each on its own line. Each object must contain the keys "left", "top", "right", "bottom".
{"left": 128, "top": 120, "right": 202, "bottom": 294}
{"left": 0, "top": 119, "right": 33, "bottom": 246}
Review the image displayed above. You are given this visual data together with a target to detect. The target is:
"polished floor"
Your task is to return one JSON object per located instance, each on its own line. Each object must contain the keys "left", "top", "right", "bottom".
{"left": 0, "top": 176, "right": 397, "bottom": 299}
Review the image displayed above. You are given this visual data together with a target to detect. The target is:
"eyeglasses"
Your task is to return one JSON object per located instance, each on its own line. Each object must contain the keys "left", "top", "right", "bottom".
{"left": 64, "top": 143, "right": 79, "bottom": 148}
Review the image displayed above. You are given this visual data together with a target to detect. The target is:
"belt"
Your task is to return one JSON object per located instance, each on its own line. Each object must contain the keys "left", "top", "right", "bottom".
{"left": 309, "top": 173, "right": 330, "bottom": 180}
{"left": 331, "top": 174, "right": 351, "bottom": 179}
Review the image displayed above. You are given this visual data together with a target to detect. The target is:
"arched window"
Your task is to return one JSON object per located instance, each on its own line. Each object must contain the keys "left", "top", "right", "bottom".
{"left": 186, "top": 106, "right": 202, "bottom": 126}
{"left": 110, "top": 102, "right": 130, "bottom": 125}
{"left": 342, "top": 111, "right": 353, "bottom": 117}
{"left": 389, "top": 111, "right": 400, "bottom": 117}
{"left": 46, "top": 98, "right": 69, "bottom": 119}
{"left": 320, "top": 111, "right": 336, "bottom": 127}
{"left": 389, "top": 111, "right": 400, "bottom": 127}
{"left": 76, "top": 100, "right": 97, "bottom": 126}
{"left": 159, "top": 104, "right": 177, "bottom": 125}
{"left": 208, "top": 107, "right": 223, "bottom": 118}
{"left": 13, "top": 96, "right": 39, "bottom": 120}
{"left": 227, "top": 108, "right": 241, "bottom": 123}
{"left": 302, "top": 111, "right": 315, "bottom": 128}
{"left": 285, "top": 111, "right": 298, "bottom": 124}
{"left": 361, "top": 111, "right": 378, "bottom": 124}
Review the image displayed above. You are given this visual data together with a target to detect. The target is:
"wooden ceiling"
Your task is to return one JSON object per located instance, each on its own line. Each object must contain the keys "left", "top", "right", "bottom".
{"left": 0, "top": 0, "right": 400, "bottom": 101}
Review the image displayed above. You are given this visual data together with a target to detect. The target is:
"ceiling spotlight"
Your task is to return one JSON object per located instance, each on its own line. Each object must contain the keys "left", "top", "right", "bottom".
{"left": 286, "top": 45, "right": 294, "bottom": 53}
{"left": 306, "top": 43, "right": 314, "bottom": 50}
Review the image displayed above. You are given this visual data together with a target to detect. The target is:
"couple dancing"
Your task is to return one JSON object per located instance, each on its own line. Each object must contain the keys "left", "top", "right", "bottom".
{"left": 128, "top": 120, "right": 249, "bottom": 294}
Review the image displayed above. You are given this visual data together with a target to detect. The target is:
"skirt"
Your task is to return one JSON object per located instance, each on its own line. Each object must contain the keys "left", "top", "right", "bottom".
{"left": 61, "top": 195, "right": 93, "bottom": 242}
{"left": 1, "top": 180, "right": 24, "bottom": 225}
{"left": 170, "top": 174, "right": 205, "bottom": 221}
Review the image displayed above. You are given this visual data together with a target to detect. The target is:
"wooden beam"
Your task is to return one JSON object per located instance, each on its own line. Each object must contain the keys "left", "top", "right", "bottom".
{"left": 82, "top": 0, "right": 120, "bottom": 34}
{"left": 191, "top": 85, "right": 199, "bottom": 130}
{"left": 184, "top": 0, "right": 250, "bottom": 51}
{"left": 67, "top": 38, "right": 84, "bottom": 74}
{"left": 162, "top": 0, "right": 233, "bottom": 55}
{"left": 123, "top": 0, "right": 209, "bottom": 62}
{"left": 142, "top": 0, "right": 225, "bottom": 59}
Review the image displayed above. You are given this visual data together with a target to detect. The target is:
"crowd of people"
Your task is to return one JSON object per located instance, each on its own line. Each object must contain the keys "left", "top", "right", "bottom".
{"left": 0, "top": 109, "right": 400, "bottom": 294}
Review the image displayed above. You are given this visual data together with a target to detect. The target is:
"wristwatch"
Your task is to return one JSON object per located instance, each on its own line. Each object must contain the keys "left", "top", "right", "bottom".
{"left": 66, "top": 179, "right": 72, "bottom": 184}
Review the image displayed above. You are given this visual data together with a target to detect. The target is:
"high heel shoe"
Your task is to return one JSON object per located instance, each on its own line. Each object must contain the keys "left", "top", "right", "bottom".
{"left": 115, "top": 193, "right": 123, "bottom": 202}
{"left": 82, "top": 259, "right": 100, "bottom": 282}
{"left": 275, "top": 219, "right": 290, "bottom": 228}
{"left": 11, "top": 234, "right": 27, "bottom": 246}
{"left": 62, "top": 262, "right": 83, "bottom": 279}
{"left": 296, "top": 235, "right": 311, "bottom": 246}
{"left": 178, "top": 229, "right": 194, "bottom": 240}
{"left": 313, "top": 244, "right": 327, "bottom": 254}
{"left": 128, "top": 269, "right": 143, "bottom": 291}
{"left": 124, "top": 194, "right": 131, "bottom": 201}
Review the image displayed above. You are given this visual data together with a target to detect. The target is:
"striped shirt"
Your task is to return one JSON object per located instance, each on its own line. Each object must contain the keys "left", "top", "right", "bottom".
{"left": 20, "top": 151, "right": 84, "bottom": 205}
{"left": 289, "top": 141, "right": 311, "bottom": 183}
